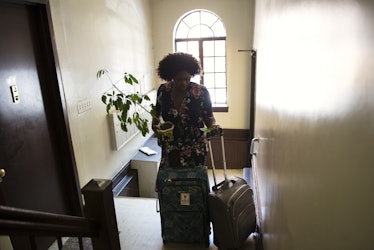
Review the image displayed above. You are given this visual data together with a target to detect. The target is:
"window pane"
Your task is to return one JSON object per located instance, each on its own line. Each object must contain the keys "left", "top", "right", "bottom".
{"left": 203, "top": 57, "right": 214, "bottom": 73}
{"left": 200, "top": 25, "right": 213, "bottom": 38}
{"left": 201, "top": 11, "right": 218, "bottom": 27}
{"left": 215, "top": 40, "right": 226, "bottom": 56}
{"left": 215, "top": 57, "right": 226, "bottom": 72}
{"left": 189, "top": 26, "right": 201, "bottom": 38}
{"left": 176, "top": 41, "right": 200, "bottom": 68}
{"left": 215, "top": 89, "right": 227, "bottom": 104}
{"left": 212, "top": 21, "right": 226, "bottom": 36}
{"left": 176, "top": 42, "right": 187, "bottom": 52}
{"left": 215, "top": 73, "right": 226, "bottom": 88}
{"left": 191, "top": 75, "right": 201, "bottom": 85}
{"left": 183, "top": 12, "right": 200, "bottom": 27}
{"left": 176, "top": 22, "right": 189, "bottom": 39}
{"left": 207, "top": 88, "right": 216, "bottom": 104}
{"left": 186, "top": 41, "right": 199, "bottom": 56}
{"left": 203, "top": 41, "right": 214, "bottom": 56}
{"left": 188, "top": 25, "right": 213, "bottom": 38}
{"left": 204, "top": 73, "right": 215, "bottom": 88}
{"left": 188, "top": 25, "right": 200, "bottom": 38}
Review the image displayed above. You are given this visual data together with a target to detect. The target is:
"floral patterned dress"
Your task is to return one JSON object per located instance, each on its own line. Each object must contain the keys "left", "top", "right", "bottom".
{"left": 155, "top": 81, "right": 214, "bottom": 168}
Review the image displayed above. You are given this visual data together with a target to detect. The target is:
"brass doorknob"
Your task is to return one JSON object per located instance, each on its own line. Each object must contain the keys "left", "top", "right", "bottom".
{"left": 0, "top": 169, "right": 5, "bottom": 182}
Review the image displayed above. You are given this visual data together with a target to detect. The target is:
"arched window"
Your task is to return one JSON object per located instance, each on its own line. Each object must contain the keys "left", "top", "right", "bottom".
{"left": 174, "top": 10, "right": 227, "bottom": 111}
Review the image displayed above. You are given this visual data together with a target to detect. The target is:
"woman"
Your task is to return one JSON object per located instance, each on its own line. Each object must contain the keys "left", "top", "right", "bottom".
{"left": 152, "top": 52, "right": 219, "bottom": 168}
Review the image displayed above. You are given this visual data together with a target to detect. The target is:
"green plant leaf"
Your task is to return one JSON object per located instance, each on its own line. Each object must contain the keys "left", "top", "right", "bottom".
{"left": 101, "top": 95, "right": 107, "bottom": 104}
{"left": 143, "top": 95, "right": 150, "bottom": 101}
{"left": 98, "top": 69, "right": 154, "bottom": 135}
{"left": 120, "top": 123, "right": 128, "bottom": 132}
{"left": 129, "top": 74, "right": 139, "bottom": 84}
{"left": 96, "top": 69, "right": 107, "bottom": 79}
{"left": 106, "top": 104, "right": 111, "bottom": 113}
{"left": 123, "top": 73, "right": 132, "bottom": 85}
{"left": 150, "top": 104, "right": 156, "bottom": 118}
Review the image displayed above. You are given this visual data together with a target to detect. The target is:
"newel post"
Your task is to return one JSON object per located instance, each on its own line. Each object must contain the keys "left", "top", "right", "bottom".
{"left": 81, "top": 179, "right": 121, "bottom": 250}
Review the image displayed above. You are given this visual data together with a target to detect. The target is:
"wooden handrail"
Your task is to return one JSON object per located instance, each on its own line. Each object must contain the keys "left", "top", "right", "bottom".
{"left": 0, "top": 179, "right": 120, "bottom": 250}
{"left": 0, "top": 205, "right": 99, "bottom": 237}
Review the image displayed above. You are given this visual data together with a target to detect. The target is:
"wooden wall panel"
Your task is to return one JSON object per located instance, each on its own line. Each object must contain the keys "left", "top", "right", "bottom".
{"left": 206, "top": 129, "right": 250, "bottom": 169}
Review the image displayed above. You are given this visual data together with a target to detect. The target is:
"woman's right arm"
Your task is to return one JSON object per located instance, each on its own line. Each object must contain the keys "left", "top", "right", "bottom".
{"left": 152, "top": 84, "right": 163, "bottom": 134}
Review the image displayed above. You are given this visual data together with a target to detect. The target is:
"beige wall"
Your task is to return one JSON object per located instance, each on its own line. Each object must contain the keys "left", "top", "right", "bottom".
{"left": 47, "top": 0, "right": 255, "bottom": 187}
{"left": 48, "top": 0, "right": 155, "bottom": 187}
{"left": 150, "top": 0, "right": 255, "bottom": 129}
{"left": 253, "top": 0, "right": 374, "bottom": 249}
{"left": 1, "top": 1, "right": 248, "bottom": 249}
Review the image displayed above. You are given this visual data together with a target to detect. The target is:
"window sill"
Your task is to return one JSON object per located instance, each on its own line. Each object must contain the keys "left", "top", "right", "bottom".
{"left": 213, "top": 106, "right": 228, "bottom": 112}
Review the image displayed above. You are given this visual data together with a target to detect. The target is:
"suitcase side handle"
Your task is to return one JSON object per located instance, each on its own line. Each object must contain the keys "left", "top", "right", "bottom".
{"left": 212, "top": 179, "right": 227, "bottom": 191}
{"left": 212, "top": 177, "right": 240, "bottom": 191}
{"left": 156, "top": 196, "right": 160, "bottom": 213}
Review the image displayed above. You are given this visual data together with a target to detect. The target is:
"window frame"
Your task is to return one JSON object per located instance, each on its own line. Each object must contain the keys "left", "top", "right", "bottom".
{"left": 174, "top": 10, "right": 228, "bottom": 112}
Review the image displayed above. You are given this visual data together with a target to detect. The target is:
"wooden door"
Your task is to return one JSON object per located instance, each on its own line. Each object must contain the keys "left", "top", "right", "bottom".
{"left": 0, "top": 1, "right": 82, "bottom": 249}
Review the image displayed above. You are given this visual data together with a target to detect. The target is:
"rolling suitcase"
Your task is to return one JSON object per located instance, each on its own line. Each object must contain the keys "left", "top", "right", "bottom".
{"left": 156, "top": 165, "right": 210, "bottom": 246}
{"left": 207, "top": 129, "right": 257, "bottom": 249}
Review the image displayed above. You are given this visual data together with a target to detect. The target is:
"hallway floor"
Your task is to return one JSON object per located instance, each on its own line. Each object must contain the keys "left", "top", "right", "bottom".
{"left": 50, "top": 169, "right": 257, "bottom": 250}
{"left": 114, "top": 169, "right": 257, "bottom": 250}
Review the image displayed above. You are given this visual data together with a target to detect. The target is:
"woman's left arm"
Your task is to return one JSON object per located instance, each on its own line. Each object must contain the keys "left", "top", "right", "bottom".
{"left": 204, "top": 116, "right": 216, "bottom": 128}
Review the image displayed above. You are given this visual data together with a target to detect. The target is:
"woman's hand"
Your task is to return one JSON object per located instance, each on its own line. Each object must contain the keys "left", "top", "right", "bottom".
{"left": 210, "top": 124, "right": 221, "bottom": 136}
{"left": 203, "top": 124, "right": 221, "bottom": 138}
{"left": 152, "top": 117, "right": 161, "bottom": 136}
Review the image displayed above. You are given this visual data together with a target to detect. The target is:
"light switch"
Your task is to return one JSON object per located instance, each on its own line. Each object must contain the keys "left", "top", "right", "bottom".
{"left": 10, "top": 85, "right": 20, "bottom": 103}
{"left": 77, "top": 99, "right": 92, "bottom": 114}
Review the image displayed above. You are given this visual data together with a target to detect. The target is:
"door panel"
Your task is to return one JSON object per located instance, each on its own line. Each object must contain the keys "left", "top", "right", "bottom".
{"left": 0, "top": 2, "right": 78, "bottom": 249}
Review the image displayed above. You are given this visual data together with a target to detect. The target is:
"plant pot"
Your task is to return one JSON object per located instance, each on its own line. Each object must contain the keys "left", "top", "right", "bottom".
{"left": 157, "top": 121, "right": 174, "bottom": 141}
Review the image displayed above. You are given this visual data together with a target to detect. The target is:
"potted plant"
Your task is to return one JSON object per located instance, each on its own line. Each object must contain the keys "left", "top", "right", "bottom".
{"left": 97, "top": 69, "right": 174, "bottom": 139}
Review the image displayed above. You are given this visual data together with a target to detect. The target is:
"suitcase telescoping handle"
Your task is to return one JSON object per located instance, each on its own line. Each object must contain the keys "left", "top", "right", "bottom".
{"left": 208, "top": 127, "right": 228, "bottom": 188}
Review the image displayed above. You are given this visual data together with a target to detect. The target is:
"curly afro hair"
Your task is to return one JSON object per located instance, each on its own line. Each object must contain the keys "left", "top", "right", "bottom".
{"left": 157, "top": 52, "right": 202, "bottom": 81}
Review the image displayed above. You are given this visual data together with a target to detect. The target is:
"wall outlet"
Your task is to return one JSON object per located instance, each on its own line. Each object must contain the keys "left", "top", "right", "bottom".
{"left": 77, "top": 99, "right": 92, "bottom": 114}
